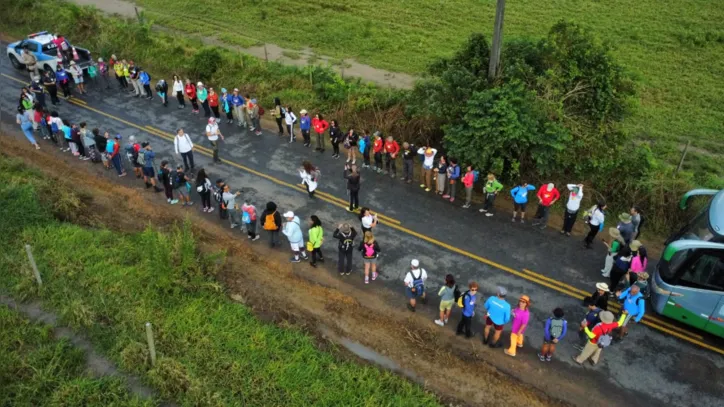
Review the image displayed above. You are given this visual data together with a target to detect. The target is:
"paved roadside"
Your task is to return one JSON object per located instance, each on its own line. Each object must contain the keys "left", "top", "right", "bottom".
{"left": 2, "top": 62, "right": 723, "bottom": 406}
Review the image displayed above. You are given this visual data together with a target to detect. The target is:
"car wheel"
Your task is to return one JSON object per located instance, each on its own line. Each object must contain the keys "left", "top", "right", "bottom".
{"left": 43, "top": 64, "right": 54, "bottom": 75}
{"left": 9, "top": 54, "right": 23, "bottom": 70}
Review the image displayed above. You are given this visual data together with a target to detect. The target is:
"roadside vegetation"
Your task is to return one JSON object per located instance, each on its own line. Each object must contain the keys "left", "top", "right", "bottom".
{"left": 1, "top": 0, "right": 721, "bottom": 237}
{"left": 0, "top": 307, "right": 154, "bottom": 407}
{"left": 0, "top": 153, "right": 440, "bottom": 406}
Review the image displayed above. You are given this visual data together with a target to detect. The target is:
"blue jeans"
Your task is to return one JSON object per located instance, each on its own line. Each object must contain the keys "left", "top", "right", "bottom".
{"left": 111, "top": 154, "right": 124, "bottom": 175}
{"left": 21, "top": 123, "right": 36, "bottom": 145}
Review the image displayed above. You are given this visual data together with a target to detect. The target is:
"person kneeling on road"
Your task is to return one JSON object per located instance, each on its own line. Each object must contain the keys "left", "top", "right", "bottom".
{"left": 404, "top": 259, "right": 428, "bottom": 312}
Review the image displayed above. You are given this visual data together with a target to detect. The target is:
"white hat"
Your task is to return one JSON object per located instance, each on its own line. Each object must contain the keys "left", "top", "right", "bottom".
{"left": 283, "top": 211, "right": 294, "bottom": 218}
{"left": 547, "top": 183, "right": 554, "bottom": 191}
{"left": 595, "top": 282, "right": 610, "bottom": 292}
{"left": 233, "top": 88, "right": 239, "bottom": 92}
{"left": 410, "top": 259, "right": 420, "bottom": 268}
{"left": 599, "top": 311, "right": 615, "bottom": 324}
{"left": 97, "top": 57, "right": 103, "bottom": 62}
{"left": 129, "top": 135, "right": 136, "bottom": 142}
{"left": 300, "top": 109, "right": 308, "bottom": 115}
{"left": 197, "top": 81, "right": 203, "bottom": 87}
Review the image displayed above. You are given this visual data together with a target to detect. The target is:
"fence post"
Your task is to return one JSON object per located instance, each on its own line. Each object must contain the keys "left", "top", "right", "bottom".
{"left": 134, "top": 7, "right": 142, "bottom": 23}
{"left": 24, "top": 245, "right": 42, "bottom": 286}
{"left": 145, "top": 322, "right": 157, "bottom": 366}
{"left": 264, "top": 44, "right": 268, "bottom": 63}
{"left": 676, "top": 140, "right": 691, "bottom": 174}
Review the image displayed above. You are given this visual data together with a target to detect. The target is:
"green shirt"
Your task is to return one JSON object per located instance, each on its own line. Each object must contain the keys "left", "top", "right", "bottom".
{"left": 483, "top": 179, "right": 503, "bottom": 193}
{"left": 309, "top": 226, "right": 324, "bottom": 248}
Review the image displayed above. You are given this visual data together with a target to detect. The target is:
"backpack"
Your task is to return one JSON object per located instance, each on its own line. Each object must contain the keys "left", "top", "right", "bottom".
{"left": 263, "top": 211, "right": 277, "bottom": 231}
{"left": 411, "top": 269, "right": 425, "bottom": 292}
{"left": 137, "top": 150, "right": 146, "bottom": 166}
{"left": 472, "top": 170, "right": 480, "bottom": 183}
{"left": 453, "top": 285, "right": 462, "bottom": 303}
{"left": 88, "top": 65, "right": 97, "bottom": 78}
{"left": 358, "top": 138, "right": 366, "bottom": 153}
{"left": 548, "top": 317, "right": 565, "bottom": 339}
{"left": 456, "top": 289, "right": 469, "bottom": 308}
{"left": 213, "top": 186, "right": 223, "bottom": 203}
{"left": 242, "top": 210, "right": 251, "bottom": 224}
{"left": 597, "top": 326, "right": 613, "bottom": 349}
{"left": 175, "top": 172, "right": 185, "bottom": 186}
{"left": 363, "top": 242, "right": 375, "bottom": 257}
{"left": 259, "top": 106, "right": 265, "bottom": 116}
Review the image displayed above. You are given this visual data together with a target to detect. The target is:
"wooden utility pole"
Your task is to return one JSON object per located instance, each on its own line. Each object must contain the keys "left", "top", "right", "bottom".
{"left": 488, "top": 0, "right": 506, "bottom": 81}
{"left": 676, "top": 140, "right": 691, "bottom": 174}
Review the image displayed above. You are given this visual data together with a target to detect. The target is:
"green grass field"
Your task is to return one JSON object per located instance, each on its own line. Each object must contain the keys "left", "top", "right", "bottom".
{"left": 0, "top": 307, "right": 154, "bottom": 407}
{"left": 0, "top": 154, "right": 440, "bottom": 407}
{"left": 137, "top": 0, "right": 724, "bottom": 185}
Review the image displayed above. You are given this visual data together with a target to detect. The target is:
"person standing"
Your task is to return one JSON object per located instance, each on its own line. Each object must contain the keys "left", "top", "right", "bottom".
{"left": 461, "top": 165, "right": 476, "bottom": 209}
{"left": 358, "top": 232, "right": 381, "bottom": 284}
{"left": 434, "top": 155, "right": 448, "bottom": 196}
{"left": 185, "top": 79, "right": 199, "bottom": 113}
{"left": 21, "top": 46, "right": 38, "bottom": 80}
{"left": 16, "top": 106, "right": 40, "bottom": 150}
{"left": 197, "top": 82, "right": 210, "bottom": 117}
{"left": 435, "top": 275, "right": 457, "bottom": 326}
{"left": 615, "top": 284, "right": 645, "bottom": 340}
{"left": 584, "top": 201, "right": 607, "bottom": 249}
{"left": 329, "top": 120, "right": 343, "bottom": 159}
{"left": 231, "top": 89, "right": 246, "bottom": 127}
{"left": 482, "top": 286, "right": 511, "bottom": 348}
{"left": 299, "top": 109, "right": 311, "bottom": 147}
{"left": 308, "top": 215, "right": 325, "bottom": 267}
{"left": 312, "top": 113, "right": 329, "bottom": 153}
{"left": 360, "top": 131, "right": 371, "bottom": 168}
{"left": 174, "top": 128, "right": 195, "bottom": 172}
{"left": 383, "top": 135, "right": 400, "bottom": 178}
{"left": 272, "top": 97, "right": 283, "bottom": 135}
{"left": 417, "top": 146, "right": 437, "bottom": 191}
{"left": 284, "top": 106, "right": 297, "bottom": 143}
{"left": 505, "top": 295, "right": 531, "bottom": 357}
{"left": 539, "top": 308, "right": 567, "bottom": 361}
{"left": 97, "top": 57, "right": 112, "bottom": 89}
{"left": 576, "top": 297, "right": 602, "bottom": 350}
{"left": 139, "top": 68, "right": 153, "bottom": 99}
{"left": 479, "top": 173, "right": 503, "bottom": 216}
{"left": 344, "top": 164, "right": 361, "bottom": 212}
{"left": 222, "top": 185, "right": 242, "bottom": 228}
{"left": 241, "top": 200, "right": 259, "bottom": 240}
{"left": 220, "top": 88, "right": 233, "bottom": 124}
{"left": 122, "top": 60, "right": 132, "bottom": 93}
{"left": 205, "top": 118, "right": 224, "bottom": 163}
{"left": 561, "top": 184, "right": 584, "bottom": 236}
{"left": 400, "top": 142, "right": 416, "bottom": 183}
{"left": 631, "top": 206, "right": 644, "bottom": 239}
{"left": 139, "top": 142, "right": 161, "bottom": 191}
{"left": 511, "top": 181, "right": 536, "bottom": 223}
{"left": 213, "top": 179, "right": 227, "bottom": 219}
{"left": 282, "top": 211, "right": 308, "bottom": 263}
{"left": 372, "top": 131, "right": 384, "bottom": 173}
{"left": 344, "top": 128, "right": 359, "bottom": 164}
{"left": 455, "top": 281, "right": 478, "bottom": 337}
{"left": 30, "top": 79, "right": 45, "bottom": 109}
{"left": 590, "top": 282, "right": 611, "bottom": 311}
{"left": 333, "top": 223, "right": 357, "bottom": 275}
{"left": 113, "top": 56, "right": 127, "bottom": 89}
{"left": 43, "top": 70, "right": 60, "bottom": 106}
{"left": 617, "top": 213, "right": 635, "bottom": 244}
{"left": 195, "top": 168, "right": 213, "bottom": 213}
{"left": 55, "top": 65, "right": 72, "bottom": 99}
{"left": 299, "top": 161, "right": 319, "bottom": 198}
{"left": 403, "top": 259, "right": 428, "bottom": 312}
{"left": 68, "top": 61, "right": 86, "bottom": 95}
{"left": 174, "top": 165, "right": 193, "bottom": 206}
{"left": 359, "top": 208, "right": 378, "bottom": 235}
{"left": 249, "top": 98, "right": 262, "bottom": 135}
{"left": 155, "top": 79, "right": 168, "bottom": 106}
{"left": 531, "top": 183, "right": 560, "bottom": 228}
{"left": 444, "top": 159, "right": 460, "bottom": 202}
{"left": 172, "top": 75, "right": 185, "bottom": 108}
{"left": 129, "top": 61, "right": 143, "bottom": 97}
{"left": 261, "top": 202, "right": 283, "bottom": 248}
{"left": 159, "top": 160, "right": 177, "bottom": 204}
{"left": 110, "top": 134, "right": 126, "bottom": 177}
{"left": 601, "top": 228, "right": 625, "bottom": 278}
{"left": 573, "top": 311, "right": 625, "bottom": 366}
{"left": 208, "top": 87, "right": 220, "bottom": 119}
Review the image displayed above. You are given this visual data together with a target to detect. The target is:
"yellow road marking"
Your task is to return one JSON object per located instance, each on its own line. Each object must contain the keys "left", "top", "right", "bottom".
{"left": 3, "top": 71, "right": 718, "bottom": 353}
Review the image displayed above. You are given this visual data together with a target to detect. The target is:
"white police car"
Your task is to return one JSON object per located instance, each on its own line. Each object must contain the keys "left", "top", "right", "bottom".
{"left": 7, "top": 31, "right": 92, "bottom": 73}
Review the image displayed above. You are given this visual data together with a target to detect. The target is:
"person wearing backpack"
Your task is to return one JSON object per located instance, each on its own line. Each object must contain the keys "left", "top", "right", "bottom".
{"left": 344, "top": 164, "right": 361, "bottom": 212}
{"left": 140, "top": 142, "right": 162, "bottom": 192}
{"left": 576, "top": 297, "right": 602, "bottom": 350}
{"left": 511, "top": 181, "right": 536, "bottom": 223}
{"left": 573, "top": 310, "right": 626, "bottom": 366}
{"left": 139, "top": 68, "right": 152, "bottom": 100}
{"left": 174, "top": 165, "right": 193, "bottom": 207}
{"left": 615, "top": 284, "right": 645, "bottom": 340}
{"left": 482, "top": 286, "right": 511, "bottom": 347}
{"left": 333, "top": 223, "right": 357, "bottom": 275}
{"left": 125, "top": 135, "right": 142, "bottom": 178}
{"left": 261, "top": 202, "right": 282, "bottom": 248}
{"left": 308, "top": 215, "right": 324, "bottom": 267}
{"left": 505, "top": 295, "right": 531, "bottom": 357}
{"left": 358, "top": 232, "right": 380, "bottom": 284}
{"left": 461, "top": 165, "right": 476, "bottom": 209}
{"left": 222, "top": 185, "right": 242, "bottom": 228}
{"left": 479, "top": 173, "right": 503, "bottom": 217}
{"left": 436, "top": 274, "right": 457, "bottom": 326}
{"left": 241, "top": 200, "right": 259, "bottom": 241}
{"left": 195, "top": 168, "right": 213, "bottom": 213}
{"left": 400, "top": 142, "right": 416, "bottom": 183}
{"left": 403, "top": 259, "right": 428, "bottom": 312}
{"left": 282, "top": 211, "right": 308, "bottom": 263}
{"left": 538, "top": 308, "right": 567, "bottom": 362}
{"left": 174, "top": 128, "right": 195, "bottom": 172}
{"left": 454, "top": 281, "right": 478, "bottom": 336}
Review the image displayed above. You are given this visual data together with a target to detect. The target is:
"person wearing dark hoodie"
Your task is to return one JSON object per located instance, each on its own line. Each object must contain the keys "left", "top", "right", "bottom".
{"left": 261, "top": 201, "right": 283, "bottom": 248}
{"left": 155, "top": 79, "right": 168, "bottom": 107}
{"left": 333, "top": 223, "right": 357, "bottom": 276}
{"left": 272, "top": 97, "right": 284, "bottom": 135}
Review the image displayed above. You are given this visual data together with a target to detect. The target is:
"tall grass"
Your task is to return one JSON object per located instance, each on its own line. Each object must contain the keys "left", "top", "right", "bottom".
{"left": 0, "top": 307, "right": 154, "bottom": 407}
{"left": 0, "top": 154, "right": 440, "bottom": 406}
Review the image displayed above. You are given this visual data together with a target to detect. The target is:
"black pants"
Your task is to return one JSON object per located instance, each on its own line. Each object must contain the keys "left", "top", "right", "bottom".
{"left": 456, "top": 315, "right": 472, "bottom": 337}
{"left": 211, "top": 105, "right": 220, "bottom": 118}
{"left": 275, "top": 117, "right": 283, "bottom": 134}
{"left": 60, "top": 81, "right": 71, "bottom": 98}
{"left": 269, "top": 230, "right": 280, "bottom": 247}
{"left": 164, "top": 184, "right": 173, "bottom": 200}
{"left": 483, "top": 193, "right": 496, "bottom": 211}
{"left": 584, "top": 223, "right": 599, "bottom": 246}
{"left": 337, "top": 250, "right": 353, "bottom": 274}
{"left": 190, "top": 97, "right": 199, "bottom": 111}
{"left": 349, "top": 189, "right": 359, "bottom": 210}
{"left": 200, "top": 190, "right": 211, "bottom": 209}
{"left": 76, "top": 140, "right": 85, "bottom": 157}
{"left": 143, "top": 84, "right": 152, "bottom": 98}
{"left": 181, "top": 151, "right": 195, "bottom": 171}
{"left": 202, "top": 100, "right": 211, "bottom": 117}
{"left": 385, "top": 154, "right": 396, "bottom": 175}
{"left": 311, "top": 248, "right": 324, "bottom": 264}
{"left": 332, "top": 142, "right": 340, "bottom": 156}
{"left": 374, "top": 152, "right": 382, "bottom": 168}
{"left": 402, "top": 160, "right": 414, "bottom": 181}
{"left": 226, "top": 110, "right": 233, "bottom": 121}
{"left": 562, "top": 210, "right": 578, "bottom": 233}
{"left": 116, "top": 74, "right": 126, "bottom": 88}
{"left": 534, "top": 205, "right": 550, "bottom": 225}
{"left": 305, "top": 182, "right": 315, "bottom": 197}
{"left": 219, "top": 204, "right": 228, "bottom": 219}
{"left": 315, "top": 133, "right": 325, "bottom": 150}
{"left": 47, "top": 85, "right": 60, "bottom": 105}
{"left": 176, "top": 91, "right": 185, "bottom": 107}
{"left": 610, "top": 265, "right": 627, "bottom": 289}
{"left": 302, "top": 129, "right": 311, "bottom": 144}
{"left": 363, "top": 150, "right": 370, "bottom": 166}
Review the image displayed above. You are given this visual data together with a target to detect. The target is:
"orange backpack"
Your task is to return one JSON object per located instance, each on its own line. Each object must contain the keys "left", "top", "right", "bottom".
{"left": 263, "top": 211, "right": 277, "bottom": 231}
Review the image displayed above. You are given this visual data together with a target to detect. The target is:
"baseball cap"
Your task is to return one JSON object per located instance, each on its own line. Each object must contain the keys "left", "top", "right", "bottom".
{"left": 115, "top": 134, "right": 122, "bottom": 139}
{"left": 283, "top": 211, "right": 294, "bottom": 218}
{"left": 496, "top": 286, "right": 507, "bottom": 296}
{"left": 411, "top": 259, "right": 420, "bottom": 268}
{"left": 221, "top": 88, "right": 227, "bottom": 93}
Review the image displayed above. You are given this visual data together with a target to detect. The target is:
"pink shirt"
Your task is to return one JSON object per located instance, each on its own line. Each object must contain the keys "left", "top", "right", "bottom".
{"left": 510, "top": 308, "right": 530, "bottom": 334}
{"left": 630, "top": 255, "right": 648, "bottom": 273}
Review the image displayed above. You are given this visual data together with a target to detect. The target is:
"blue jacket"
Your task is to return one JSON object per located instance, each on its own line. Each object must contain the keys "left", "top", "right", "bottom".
{"left": 143, "top": 150, "right": 155, "bottom": 168}
{"left": 449, "top": 165, "right": 461, "bottom": 180}
{"left": 300, "top": 116, "right": 311, "bottom": 130}
{"left": 511, "top": 184, "right": 536, "bottom": 204}
{"left": 56, "top": 69, "right": 69, "bottom": 82}
{"left": 231, "top": 94, "right": 244, "bottom": 107}
{"left": 139, "top": 71, "right": 150, "bottom": 85}
{"left": 484, "top": 296, "right": 511, "bottom": 325}
{"left": 222, "top": 94, "right": 233, "bottom": 113}
{"left": 282, "top": 216, "right": 303, "bottom": 244}
{"left": 462, "top": 292, "right": 477, "bottom": 317}
{"left": 619, "top": 287, "right": 645, "bottom": 322}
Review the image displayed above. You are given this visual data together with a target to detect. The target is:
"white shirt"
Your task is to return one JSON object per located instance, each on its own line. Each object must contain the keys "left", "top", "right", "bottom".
{"left": 173, "top": 80, "right": 183, "bottom": 92}
{"left": 69, "top": 65, "right": 82, "bottom": 79}
{"left": 416, "top": 147, "right": 438, "bottom": 168}
{"left": 206, "top": 124, "right": 219, "bottom": 141}
{"left": 361, "top": 215, "right": 375, "bottom": 229}
{"left": 174, "top": 134, "right": 194, "bottom": 154}
{"left": 299, "top": 170, "right": 317, "bottom": 192}
{"left": 284, "top": 111, "right": 297, "bottom": 125}
{"left": 589, "top": 207, "right": 605, "bottom": 226}
{"left": 404, "top": 268, "right": 428, "bottom": 288}
{"left": 566, "top": 184, "right": 583, "bottom": 212}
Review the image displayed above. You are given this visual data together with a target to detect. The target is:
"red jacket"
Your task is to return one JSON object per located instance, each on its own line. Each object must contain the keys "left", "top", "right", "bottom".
{"left": 462, "top": 171, "right": 475, "bottom": 188}
{"left": 373, "top": 138, "right": 383, "bottom": 154}
{"left": 312, "top": 118, "right": 329, "bottom": 134}
{"left": 537, "top": 186, "right": 560, "bottom": 206}
{"left": 384, "top": 140, "right": 400, "bottom": 157}
{"left": 208, "top": 93, "right": 219, "bottom": 107}
{"left": 111, "top": 140, "right": 121, "bottom": 158}
{"left": 184, "top": 84, "right": 196, "bottom": 99}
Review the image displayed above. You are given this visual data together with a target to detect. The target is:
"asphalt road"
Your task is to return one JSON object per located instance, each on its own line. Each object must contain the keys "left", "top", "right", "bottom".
{"left": 2, "top": 49, "right": 723, "bottom": 407}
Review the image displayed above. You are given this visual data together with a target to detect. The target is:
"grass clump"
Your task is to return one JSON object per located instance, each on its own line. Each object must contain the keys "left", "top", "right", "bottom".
{"left": 0, "top": 154, "right": 440, "bottom": 406}
{"left": 0, "top": 307, "right": 154, "bottom": 407}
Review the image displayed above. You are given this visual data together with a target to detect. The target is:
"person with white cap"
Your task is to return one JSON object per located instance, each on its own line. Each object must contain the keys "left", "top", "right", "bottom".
{"left": 205, "top": 117, "right": 224, "bottom": 163}
{"left": 416, "top": 145, "right": 438, "bottom": 192}
{"left": 68, "top": 60, "right": 86, "bottom": 95}
{"left": 532, "top": 183, "right": 560, "bottom": 229}
{"left": 231, "top": 89, "right": 246, "bottom": 127}
{"left": 590, "top": 282, "right": 610, "bottom": 311}
{"left": 403, "top": 259, "right": 428, "bottom": 312}
{"left": 482, "top": 286, "right": 511, "bottom": 347}
{"left": 282, "top": 211, "right": 308, "bottom": 263}
{"left": 299, "top": 109, "right": 311, "bottom": 147}
{"left": 333, "top": 223, "right": 358, "bottom": 275}
{"left": 573, "top": 310, "right": 625, "bottom": 366}
{"left": 197, "top": 82, "right": 210, "bottom": 118}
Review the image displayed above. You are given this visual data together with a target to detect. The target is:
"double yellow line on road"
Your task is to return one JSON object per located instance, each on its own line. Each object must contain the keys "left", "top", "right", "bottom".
{"left": 3, "top": 71, "right": 721, "bottom": 355}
